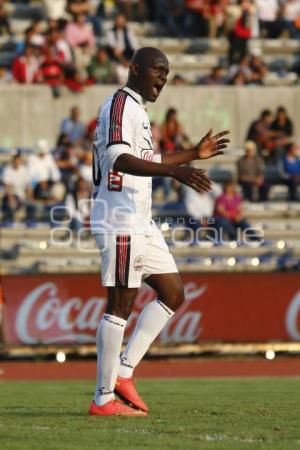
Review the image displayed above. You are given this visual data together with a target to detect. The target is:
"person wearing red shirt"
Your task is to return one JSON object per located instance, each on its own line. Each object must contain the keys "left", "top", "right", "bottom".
{"left": 228, "top": 0, "right": 253, "bottom": 65}
{"left": 12, "top": 45, "right": 39, "bottom": 84}
{"left": 38, "top": 44, "right": 64, "bottom": 97}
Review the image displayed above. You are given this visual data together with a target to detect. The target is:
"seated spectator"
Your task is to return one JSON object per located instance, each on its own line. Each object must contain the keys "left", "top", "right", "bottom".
{"left": 160, "top": 108, "right": 191, "bottom": 154}
{"left": 88, "top": 47, "right": 117, "bottom": 84}
{"left": 1, "top": 153, "right": 33, "bottom": 225}
{"left": 47, "top": 27, "right": 73, "bottom": 65}
{"left": 65, "top": 12, "right": 96, "bottom": 49}
{"left": 171, "top": 74, "right": 186, "bottom": 85}
{"left": 115, "top": 57, "right": 130, "bottom": 85}
{"left": 65, "top": 12, "right": 96, "bottom": 72}
{"left": 54, "top": 138, "right": 79, "bottom": 192}
{"left": 237, "top": 140, "right": 269, "bottom": 202}
{"left": 257, "top": 0, "right": 280, "bottom": 38}
{"left": 228, "top": 54, "right": 252, "bottom": 84}
{"left": 184, "top": 182, "right": 222, "bottom": 239}
{"left": 249, "top": 53, "right": 268, "bottom": 85}
{"left": 246, "top": 109, "right": 277, "bottom": 157}
{"left": 278, "top": 143, "right": 300, "bottom": 201}
{"left": 281, "top": 0, "right": 300, "bottom": 39}
{"left": 79, "top": 150, "right": 93, "bottom": 183}
{"left": 26, "top": 21, "right": 45, "bottom": 48}
{"left": 160, "top": 0, "right": 185, "bottom": 37}
{"left": 65, "top": 176, "right": 91, "bottom": 231}
{"left": 64, "top": 66, "right": 87, "bottom": 92}
{"left": 12, "top": 45, "right": 40, "bottom": 84}
{"left": 27, "top": 139, "right": 61, "bottom": 187}
{"left": 270, "top": 106, "right": 293, "bottom": 157}
{"left": 60, "top": 106, "right": 86, "bottom": 145}
{"left": 214, "top": 180, "right": 252, "bottom": 241}
{"left": 184, "top": 0, "right": 210, "bottom": 37}
{"left": 43, "top": 0, "right": 67, "bottom": 20}
{"left": 85, "top": 117, "right": 97, "bottom": 147}
{"left": 0, "top": 65, "right": 12, "bottom": 83}
{"left": 115, "top": 0, "right": 146, "bottom": 22}
{"left": 0, "top": 0, "right": 12, "bottom": 36}
{"left": 106, "top": 13, "right": 138, "bottom": 62}
{"left": 38, "top": 44, "right": 64, "bottom": 97}
{"left": 199, "top": 66, "right": 227, "bottom": 85}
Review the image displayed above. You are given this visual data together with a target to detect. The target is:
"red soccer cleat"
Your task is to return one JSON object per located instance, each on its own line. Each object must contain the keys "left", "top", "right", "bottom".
{"left": 89, "top": 399, "right": 147, "bottom": 417}
{"left": 115, "top": 376, "right": 149, "bottom": 413}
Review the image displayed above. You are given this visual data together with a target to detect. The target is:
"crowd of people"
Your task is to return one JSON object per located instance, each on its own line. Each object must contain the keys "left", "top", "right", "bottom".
{"left": 0, "top": 1, "right": 300, "bottom": 93}
{"left": 1, "top": 104, "right": 299, "bottom": 240}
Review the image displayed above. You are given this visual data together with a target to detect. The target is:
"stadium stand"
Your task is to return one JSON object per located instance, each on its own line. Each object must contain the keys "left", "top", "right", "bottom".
{"left": 1, "top": 0, "right": 300, "bottom": 275}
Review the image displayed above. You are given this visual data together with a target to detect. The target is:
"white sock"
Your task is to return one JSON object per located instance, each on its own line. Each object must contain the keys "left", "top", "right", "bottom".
{"left": 118, "top": 300, "right": 174, "bottom": 379}
{"left": 94, "top": 313, "right": 127, "bottom": 406}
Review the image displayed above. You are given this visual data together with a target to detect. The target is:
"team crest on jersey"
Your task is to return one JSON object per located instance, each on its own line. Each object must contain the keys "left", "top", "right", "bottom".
{"left": 133, "top": 255, "right": 144, "bottom": 271}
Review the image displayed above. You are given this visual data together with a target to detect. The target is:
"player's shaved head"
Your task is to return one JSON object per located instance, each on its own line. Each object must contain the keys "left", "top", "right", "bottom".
{"left": 130, "top": 47, "right": 168, "bottom": 68}
{"left": 127, "top": 47, "right": 169, "bottom": 103}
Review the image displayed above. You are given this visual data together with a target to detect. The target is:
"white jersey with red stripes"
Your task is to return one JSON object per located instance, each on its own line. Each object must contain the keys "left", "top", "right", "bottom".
{"left": 90, "top": 86, "right": 161, "bottom": 236}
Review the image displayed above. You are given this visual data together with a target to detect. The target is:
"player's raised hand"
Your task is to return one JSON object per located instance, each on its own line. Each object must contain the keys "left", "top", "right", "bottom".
{"left": 196, "top": 129, "right": 230, "bottom": 160}
{"left": 173, "top": 166, "right": 212, "bottom": 193}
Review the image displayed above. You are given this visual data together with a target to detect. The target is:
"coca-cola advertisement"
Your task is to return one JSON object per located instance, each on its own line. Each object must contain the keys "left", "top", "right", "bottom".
{"left": 1, "top": 273, "right": 300, "bottom": 344}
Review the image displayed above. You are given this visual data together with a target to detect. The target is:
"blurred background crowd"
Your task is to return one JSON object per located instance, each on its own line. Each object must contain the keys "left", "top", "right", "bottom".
{"left": 0, "top": 0, "right": 300, "bottom": 92}
{"left": 0, "top": 0, "right": 300, "bottom": 241}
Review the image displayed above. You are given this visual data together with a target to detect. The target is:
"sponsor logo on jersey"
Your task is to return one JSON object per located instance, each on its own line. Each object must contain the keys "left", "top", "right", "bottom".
{"left": 133, "top": 255, "right": 144, "bottom": 271}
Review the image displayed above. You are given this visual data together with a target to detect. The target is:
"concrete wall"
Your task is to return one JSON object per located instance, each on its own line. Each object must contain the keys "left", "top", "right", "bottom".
{"left": 1, "top": 85, "right": 300, "bottom": 148}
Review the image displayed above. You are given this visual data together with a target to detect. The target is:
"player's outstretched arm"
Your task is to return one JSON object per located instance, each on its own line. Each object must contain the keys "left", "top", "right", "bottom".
{"left": 114, "top": 154, "right": 212, "bottom": 193}
{"left": 161, "top": 129, "right": 230, "bottom": 166}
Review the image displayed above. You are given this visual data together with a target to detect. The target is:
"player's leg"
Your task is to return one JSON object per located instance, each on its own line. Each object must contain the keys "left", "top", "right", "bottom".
{"left": 118, "top": 272, "right": 184, "bottom": 379}
{"left": 90, "top": 234, "right": 146, "bottom": 416}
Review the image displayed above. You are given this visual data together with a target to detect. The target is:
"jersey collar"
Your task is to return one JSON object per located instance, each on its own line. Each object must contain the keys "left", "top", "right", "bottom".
{"left": 122, "top": 86, "right": 147, "bottom": 109}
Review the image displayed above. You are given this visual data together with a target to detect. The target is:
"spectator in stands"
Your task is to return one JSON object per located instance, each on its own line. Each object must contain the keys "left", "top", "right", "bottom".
{"left": 43, "top": 0, "right": 67, "bottom": 20}
{"left": 228, "top": 0, "right": 253, "bottom": 66}
{"left": 26, "top": 21, "right": 45, "bottom": 48}
{"left": 184, "top": 182, "right": 222, "bottom": 239}
{"left": 281, "top": 0, "right": 300, "bottom": 39}
{"left": 79, "top": 150, "right": 93, "bottom": 183}
{"left": 12, "top": 45, "right": 40, "bottom": 84}
{"left": 237, "top": 140, "right": 269, "bottom": 202}
{"left": 60, "top": 106, "right": 86, "bottom": 146}
{"left": 160, "top": 107, "right": 191, "bottom": 154}
{"left": 246, "top": 109, "right": 275, "bottom": 157}
{"left": 106, "top": 13, "right": 138, "bottom": 62}
{"left": 65, "top": 176, "right": 91, "bottom": 231}
{"left": 0, "top": 0, "right": 12, "bottom": 36}
{"left": 115, "top": 56, "right": 130, "bottom": 84}
{"left": 214, "top": 180, "right": 252, "bottom": 241}
{"left": 171, "top": 74, "right": 186, "bottom": 85}
{"left": 257, "top": 0, "right": 280, "bottom": 38}
{"left": 38, "top": 44, "right": 64, "bottom": 97}
{"left": 47, "top": 27, "right": 73, "bottom": 65}
{"left": 160, "top": 0, "right": 185, "bottom": 37}
{"left": 0, "top": 65, "right": 12, "bottom": 83}
{"left": 228, "top": 54, "right": 252, "bottom": 84}
{"left": 249, "top": 53, "right": 268, "bottom": 85}
{"left": 85, "top": 116, "right": 97, "bottom": 147}
{"left": 54, "top": 137, "right": 79, "bottom": 193}
{"left": 64, "top": 66, "right": 87, "bottom": 92}
{"left": 27, "top": 139, "right": 61, "bottom": 188}
{"left": 88, "top": 47, "right": 117, "bottom": 84}
{"left": 279, "top": 143, "right": 300, "bottom": 201}
{"left": 1, "top": 153, "right": 33, "bottom": 225}
{"left": 184, "top": 0, "right": 211, "bottom": 37}
{"left": 199, "top": 66, "right": 227, "bottom": 85}
{"left": 65, "top": 12, "right": 96, "bottom": 49}
{"left": 270, "top": 106, "right": 294, "bottom": 145}
{"left": 116, "top": 0, "right": 146, "bottom": 22}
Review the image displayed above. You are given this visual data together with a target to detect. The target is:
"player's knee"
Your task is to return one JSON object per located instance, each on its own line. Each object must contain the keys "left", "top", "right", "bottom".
{"left": 165, "top": 283, "right": 185, "bottom": 311}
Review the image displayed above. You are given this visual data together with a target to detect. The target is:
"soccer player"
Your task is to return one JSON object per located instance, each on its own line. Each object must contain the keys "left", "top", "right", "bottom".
{"left": 89, "top": 47, "right": 229, "bottom": 416}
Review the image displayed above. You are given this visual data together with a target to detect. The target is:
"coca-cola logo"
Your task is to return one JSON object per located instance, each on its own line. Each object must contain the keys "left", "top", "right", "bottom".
{"left": 285, "top": 290, "right": 300, "bottom": 340}
{"left": 15, "top": 282, "right": 207, "bottom": 344}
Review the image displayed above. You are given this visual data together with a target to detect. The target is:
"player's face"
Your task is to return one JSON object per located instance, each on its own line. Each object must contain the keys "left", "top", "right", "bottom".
{"left": 140, "top": 57, "right": 169, "bottom": 102}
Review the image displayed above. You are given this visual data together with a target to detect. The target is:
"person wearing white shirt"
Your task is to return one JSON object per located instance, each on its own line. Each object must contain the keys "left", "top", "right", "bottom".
{"left": 106, "top": 13, "right": 138, "bottom": 62}
{"left": 27, "top": 139, "right": 61, "bottom": 186}
{"left": 257, "top": 0, "right": 280, "bottom": 38}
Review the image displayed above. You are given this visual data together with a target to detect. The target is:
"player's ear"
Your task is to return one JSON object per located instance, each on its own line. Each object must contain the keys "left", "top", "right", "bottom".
{"left": 129, "top": 62, "right": 139, "bottom": 76}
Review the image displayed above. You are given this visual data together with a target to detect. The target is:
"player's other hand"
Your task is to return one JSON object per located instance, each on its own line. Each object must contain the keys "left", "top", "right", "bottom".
{"left": 173, "top": 166, "right": 212, "bottom": 193}
{"left": 196, "top": 129, "right": 230, "bottom": 160}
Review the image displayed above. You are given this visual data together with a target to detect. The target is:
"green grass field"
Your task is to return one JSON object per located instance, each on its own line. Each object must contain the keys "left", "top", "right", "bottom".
{"left": 1, "top": 378, "right": 300, "bottom": 450}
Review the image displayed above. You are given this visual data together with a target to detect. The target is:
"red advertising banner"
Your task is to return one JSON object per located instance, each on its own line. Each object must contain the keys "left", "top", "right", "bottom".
{"left": 1, "top": 273, "right": 300, "bottom": 344}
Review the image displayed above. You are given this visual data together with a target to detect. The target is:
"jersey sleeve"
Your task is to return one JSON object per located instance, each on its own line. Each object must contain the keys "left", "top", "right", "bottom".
{"left": 106, "top": 91, "right": 135, "bottom": 168}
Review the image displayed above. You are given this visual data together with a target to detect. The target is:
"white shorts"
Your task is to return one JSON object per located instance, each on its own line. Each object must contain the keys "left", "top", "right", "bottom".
{"left": 94, "top": 228, "right": 178, "bottom": 288}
